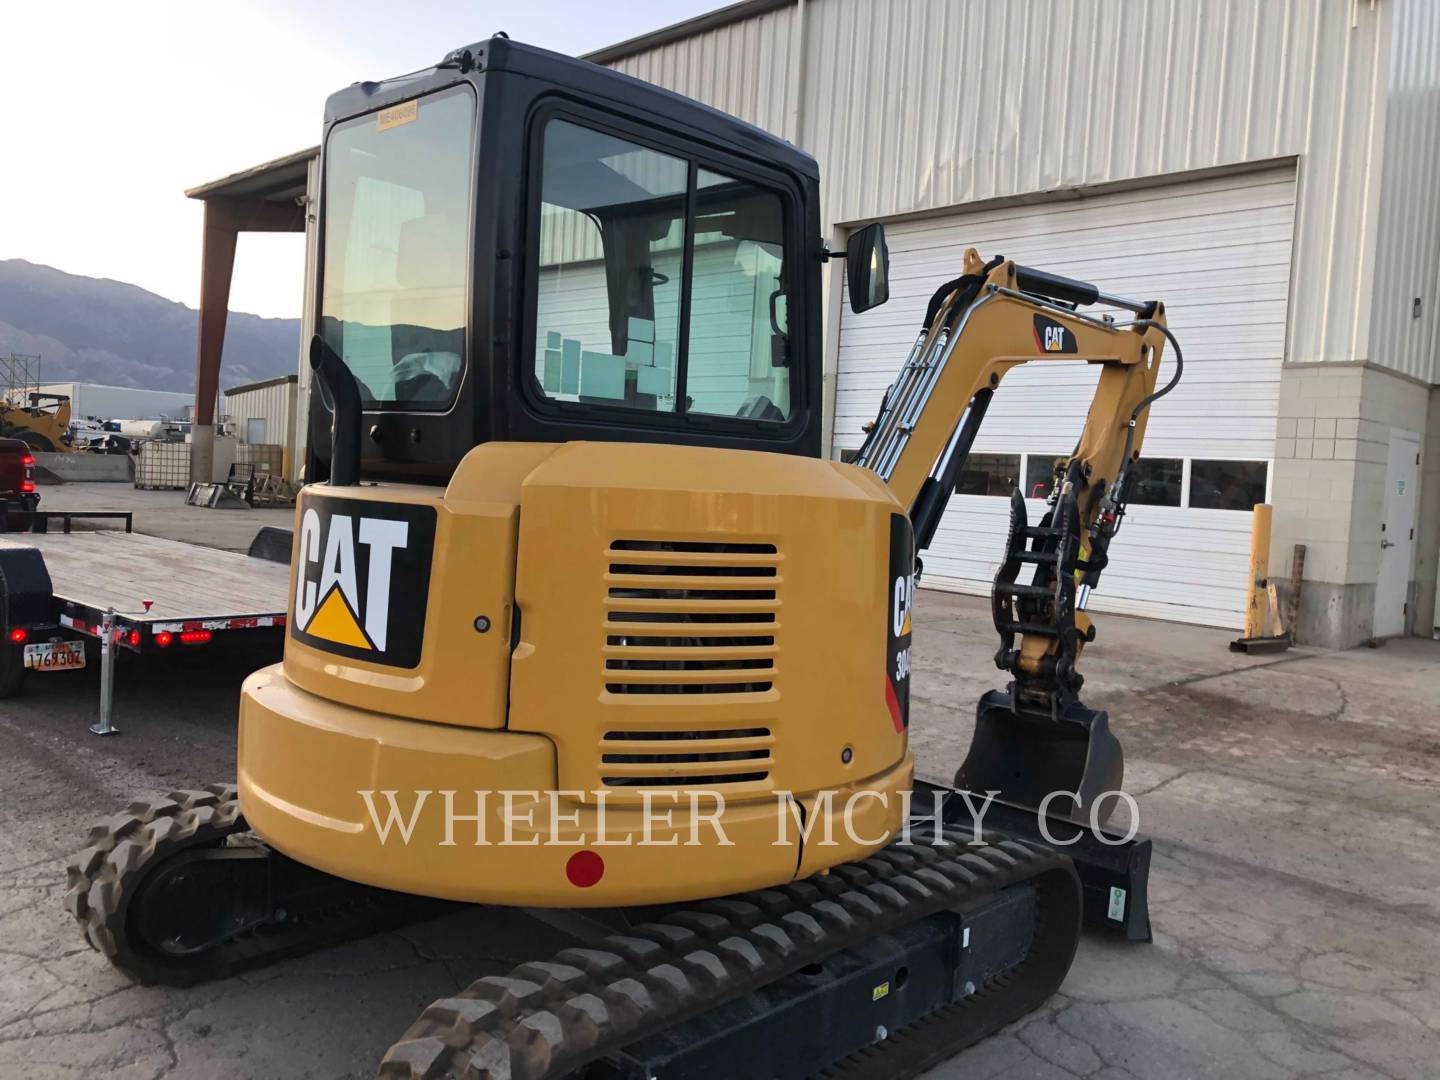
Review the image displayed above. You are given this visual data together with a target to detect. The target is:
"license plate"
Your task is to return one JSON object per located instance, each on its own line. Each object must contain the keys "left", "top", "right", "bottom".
{"left": 23, "top": 641, "right": 87, "bottom": 672}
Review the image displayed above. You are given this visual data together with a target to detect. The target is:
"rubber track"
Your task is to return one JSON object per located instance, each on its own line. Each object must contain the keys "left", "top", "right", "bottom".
{"left": 65, "top": 784, "right": 449, "bottom": 987}
{"left": 379, "top": 831, "right": 1079, "bottom": 1080}
{"left": 66, "top": 784, "right": 246, "bottom": 984}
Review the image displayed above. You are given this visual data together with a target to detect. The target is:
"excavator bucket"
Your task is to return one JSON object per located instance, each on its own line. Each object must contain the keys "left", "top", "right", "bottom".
{"left": 957, "top": 689, "right": 1125, "bottom": 825}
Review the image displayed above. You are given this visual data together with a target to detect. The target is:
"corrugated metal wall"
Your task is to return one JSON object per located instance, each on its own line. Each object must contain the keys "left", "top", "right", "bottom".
{"left": 608, "top": 3, "right": 801, "bottom": 143}
{"left": 226, "top": 380, "right": 296, "bottom": 447}
{"left": 604, "top": 0, "right": 1399, "bottom": 370}
{"left": 1367, "top": 0, "right": 1440, "bottom": 384}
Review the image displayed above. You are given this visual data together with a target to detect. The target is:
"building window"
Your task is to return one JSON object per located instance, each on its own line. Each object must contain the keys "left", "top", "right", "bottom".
{"left": 1190, "top": 460, "right": 1268, "bottom": 511}
{"left": 1129, "top": 458, "right": 1183, "bottom": 507}
{"left": 1025, "top": 455, "right": 1063, "bottom": 500}
{"left": 956, "top": 453, "right": 1020, "bottom": 497}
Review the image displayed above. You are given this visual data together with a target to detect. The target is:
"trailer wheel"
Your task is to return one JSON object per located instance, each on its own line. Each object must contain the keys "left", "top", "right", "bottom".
{"left": 0, "top": 643, "right": 25, "bottom": 698}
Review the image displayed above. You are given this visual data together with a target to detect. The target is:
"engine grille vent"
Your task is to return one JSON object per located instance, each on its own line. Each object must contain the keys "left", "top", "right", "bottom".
{"left": 603, "top": 539, "right": 781, "bottom": 698}
{"left": 600, "top": 727, "right": 774, "bottom": 787}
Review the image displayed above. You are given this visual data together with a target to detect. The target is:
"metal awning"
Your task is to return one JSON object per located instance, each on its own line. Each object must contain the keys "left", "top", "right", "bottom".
{"left": 184, "top": 147, "right": 318, "bottom": 483}
{"left": 185, "top": 146, "right": 317, "bottom": 204}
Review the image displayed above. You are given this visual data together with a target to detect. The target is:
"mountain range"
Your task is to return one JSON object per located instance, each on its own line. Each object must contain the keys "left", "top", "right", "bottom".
{"left": 0, "top": 259, "right": 301, "bottom": 393}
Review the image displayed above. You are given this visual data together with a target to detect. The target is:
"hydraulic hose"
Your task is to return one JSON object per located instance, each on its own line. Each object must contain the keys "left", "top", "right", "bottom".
{"left": 1110, "top": 319, "right": 1184, "bottom": 471}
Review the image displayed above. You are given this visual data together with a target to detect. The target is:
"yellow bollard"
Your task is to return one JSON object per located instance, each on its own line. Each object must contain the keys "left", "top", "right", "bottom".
{"left": 1243, "top": 504, "right": 1273, "bottom": 640}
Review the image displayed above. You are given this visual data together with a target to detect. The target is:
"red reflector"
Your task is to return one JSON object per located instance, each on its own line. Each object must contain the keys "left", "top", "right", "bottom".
{"left": 7, "top": 628, "right": 27, "bottom": 644}
{"left": 155, "top": 631, "right": 173, "bottom": 647}
{"left": 179, "top": 630, "right": 213, "bottom": 644}
{"left": 129, "top": 630, "right": 141, "bottom": 648}
{"left": 565, "top": 850, "right": 605, "bottom": 888}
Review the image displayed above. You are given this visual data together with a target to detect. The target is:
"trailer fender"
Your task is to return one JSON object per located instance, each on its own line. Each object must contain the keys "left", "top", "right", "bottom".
{"left": 0, "top": 545, "right": 55, "bottom": 629}
{"left": 247, "top": 526, "right": 293, "bottom": 565}
{"left": 0, "top": 545, "right": 55, "bottom": 697}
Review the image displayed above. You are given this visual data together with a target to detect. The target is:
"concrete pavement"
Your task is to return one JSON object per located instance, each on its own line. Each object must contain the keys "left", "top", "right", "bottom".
{"left": 32, "top": 482, "right": 292, "bottom": 552}
{"left": 0, "top": 569, "right": 1435, "bottom": 1077}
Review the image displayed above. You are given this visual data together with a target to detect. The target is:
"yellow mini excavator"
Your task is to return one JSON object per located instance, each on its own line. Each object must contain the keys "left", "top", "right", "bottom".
{"left": 67, "top": 39, "right": 1177, "bottom": 1078}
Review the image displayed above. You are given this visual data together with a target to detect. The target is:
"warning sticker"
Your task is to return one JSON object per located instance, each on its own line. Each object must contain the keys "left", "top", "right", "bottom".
{"left": 1107, "top": 886, "right": 1127, "bottom": 922}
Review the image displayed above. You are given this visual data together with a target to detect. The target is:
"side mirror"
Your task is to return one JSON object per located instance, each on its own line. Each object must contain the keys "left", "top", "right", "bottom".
{"left": 846, "top": 222, "right": 890, "bottom": 314}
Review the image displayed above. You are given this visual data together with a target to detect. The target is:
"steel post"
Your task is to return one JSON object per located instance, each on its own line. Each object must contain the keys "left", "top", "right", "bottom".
{"left": 89, "top": 607, "right": 118, "bottom": 736}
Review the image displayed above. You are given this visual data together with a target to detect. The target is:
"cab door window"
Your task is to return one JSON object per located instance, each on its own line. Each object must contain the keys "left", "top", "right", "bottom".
{"left": 530, "top": 117, "right": 793, "bottom": 424}
{"left": 534, "top": 121, "right": 684, "bottom": 411}
{"left": 687, "top": 169, "right": 790, "bottom": 421}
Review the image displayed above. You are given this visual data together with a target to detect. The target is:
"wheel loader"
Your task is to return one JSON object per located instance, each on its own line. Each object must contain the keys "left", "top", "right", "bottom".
{"left": 0, "top": 390, "right": 74, "bottom": 453}
{"left": 66, "top": 38, "right": 1179, "bottom": 1078}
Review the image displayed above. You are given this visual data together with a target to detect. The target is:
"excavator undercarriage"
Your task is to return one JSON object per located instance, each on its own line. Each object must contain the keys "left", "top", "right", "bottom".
{"left": 68, "top": 781, "right": 1148, "bottom": 1078}
{"left": 66, "top": 37, "right": 1174, "bottom": 1079}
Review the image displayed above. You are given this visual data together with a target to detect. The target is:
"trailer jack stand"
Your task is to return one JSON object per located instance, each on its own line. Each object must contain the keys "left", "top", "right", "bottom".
{"left": 89, "top": 607, "right": 118, "bottom": 736}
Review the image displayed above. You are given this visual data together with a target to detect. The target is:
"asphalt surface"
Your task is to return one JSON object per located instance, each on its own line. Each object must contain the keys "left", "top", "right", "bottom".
{"left": 1, "top": 486, "right": 1437, "bottom": 1079}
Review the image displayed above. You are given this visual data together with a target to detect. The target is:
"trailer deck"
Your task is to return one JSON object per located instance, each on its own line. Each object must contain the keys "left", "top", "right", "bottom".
{"left": 0, "top": 527, "right": 290, "bottom": 734}
{"left": 0, "top": 529, "right": 289, "bottom": 630}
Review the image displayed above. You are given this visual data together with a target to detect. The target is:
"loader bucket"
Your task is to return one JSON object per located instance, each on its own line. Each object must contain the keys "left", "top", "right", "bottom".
{"left": 956, "top": 689, "right": 1124, "bottom": 825}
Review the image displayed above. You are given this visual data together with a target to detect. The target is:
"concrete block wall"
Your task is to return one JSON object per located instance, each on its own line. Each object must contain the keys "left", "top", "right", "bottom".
{"left": 1271, "top": 364, "right": 1432, "bottom": 647}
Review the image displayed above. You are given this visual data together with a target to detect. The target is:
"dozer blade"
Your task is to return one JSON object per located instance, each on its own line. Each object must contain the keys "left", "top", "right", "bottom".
{"left": 956, "top": 689, "right": 1124, "bottom": 826}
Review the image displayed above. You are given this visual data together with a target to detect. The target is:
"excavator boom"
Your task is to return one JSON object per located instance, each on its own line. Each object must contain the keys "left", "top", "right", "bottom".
{"left": 857, "top": 249, "right": 1177, "bottom": 818}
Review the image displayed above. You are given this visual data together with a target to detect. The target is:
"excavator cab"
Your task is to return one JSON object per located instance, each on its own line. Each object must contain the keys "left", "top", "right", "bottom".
{"left": 308, "top": 37, "right": 832, "bottom": 483}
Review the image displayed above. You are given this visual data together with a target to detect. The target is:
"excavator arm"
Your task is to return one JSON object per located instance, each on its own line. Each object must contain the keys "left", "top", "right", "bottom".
{"left": 856, "top": 248, "right": 1180, "bottom": 819}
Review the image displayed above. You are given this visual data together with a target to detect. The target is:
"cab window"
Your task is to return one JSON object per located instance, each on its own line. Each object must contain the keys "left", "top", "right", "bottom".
{"left": 531, "top": 118, "right": 793, "bottom": 423}
{"left": 320, "top": 86, "right": 474, "bottom": 410}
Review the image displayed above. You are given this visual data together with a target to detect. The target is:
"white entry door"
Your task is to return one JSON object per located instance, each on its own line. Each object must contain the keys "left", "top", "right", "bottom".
{"left": 1374, "top": 428, "right": 1420, "bottom": 638}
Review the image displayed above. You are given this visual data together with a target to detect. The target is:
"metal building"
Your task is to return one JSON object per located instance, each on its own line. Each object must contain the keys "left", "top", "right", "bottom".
{"left": 33, "top": 382, "right": 196, "bottom": 422}
{"left": 586, "top": 0, "right": 1440, "bottom": 646}
{"left": 224, "top": 374, "right": 298, "bottom": 451}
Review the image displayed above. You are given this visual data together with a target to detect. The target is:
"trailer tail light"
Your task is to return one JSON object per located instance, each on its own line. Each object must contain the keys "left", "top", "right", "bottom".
{"left": 179, "top": 630, "right": 213, "bottom": 645}
{"left": 8, "top": 628, "right": 27, "bottom": 644}
{"left": 129, "top": 630, "right": 141, "bottom": 648}
{"left": 155, "top": 631, "right": 173, "bottom": 647}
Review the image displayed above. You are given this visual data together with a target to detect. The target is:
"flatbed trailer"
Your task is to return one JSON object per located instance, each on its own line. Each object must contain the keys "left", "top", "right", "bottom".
{"left": 0, "top": 524, "right": 290, "bottom": 732}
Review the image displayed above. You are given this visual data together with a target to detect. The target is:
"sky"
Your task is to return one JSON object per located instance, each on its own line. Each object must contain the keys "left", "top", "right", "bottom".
{"left": 0, "top": 0, "right": 723, "bottom": 319}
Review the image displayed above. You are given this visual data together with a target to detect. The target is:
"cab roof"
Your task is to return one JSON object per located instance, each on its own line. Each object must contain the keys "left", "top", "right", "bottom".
{"left": 322, "top": 36, "right": 818, "bottom": 181}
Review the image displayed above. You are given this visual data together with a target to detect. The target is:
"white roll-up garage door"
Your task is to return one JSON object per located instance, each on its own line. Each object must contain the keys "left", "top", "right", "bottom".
{"left": 835, "top": 168, "right": 1296, "bottom": 628}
